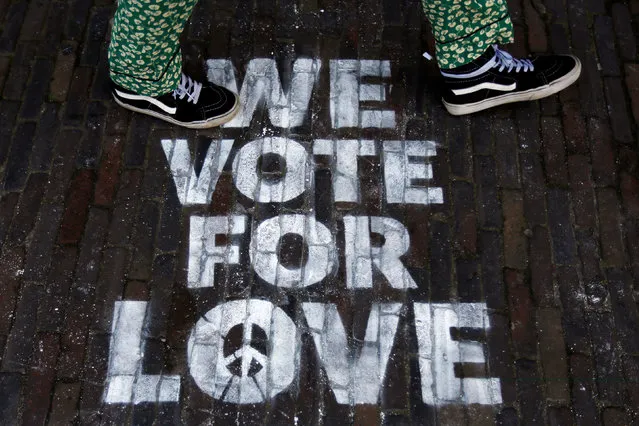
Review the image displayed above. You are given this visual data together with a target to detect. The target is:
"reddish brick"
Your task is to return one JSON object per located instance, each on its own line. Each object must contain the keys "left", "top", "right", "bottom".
{"left": 505, "top": 269, "right": 537, "bottom": 359}
{"left": 453, "top": 181, "right": 476, "bottom": 256}
{"left": 626, "top": 64, "right": 639, "bottom": 124}
{"left": 58, "top": 169, "right": 95, "bottom": 245}
{"left": 48, "top": 382, "right": 80, "bottom": 424}
{"left": 620, "top": 172, "right": 639, "bottom": 218}
{"left": 597, "top": 188, "right": 626, "bottom": 267}
{"left": 603, "top": 408, "right": 631, "bottom": 426}
{"left": 502, "top": 190, "right": 528, "bottom": 270}
{"left": 94, "top": 135, "right": 123, "bottom": 207}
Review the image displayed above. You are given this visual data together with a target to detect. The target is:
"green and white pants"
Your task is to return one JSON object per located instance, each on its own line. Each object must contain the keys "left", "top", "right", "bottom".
{"left": 109, "top": 0, "right": 514, "bottom": 96}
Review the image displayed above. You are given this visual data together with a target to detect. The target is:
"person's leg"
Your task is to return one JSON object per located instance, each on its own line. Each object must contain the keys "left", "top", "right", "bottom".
{"left": 422, "top": 0, "right": 581, "bottom": 115}
{"left": 109, "top": 0, "right": 198, "bottom": 96}
{"left": 422, "top": 0, "right": 513, "bottom": 69}
{"left": 108, "top": 0, "right": 239, "bottom": 128}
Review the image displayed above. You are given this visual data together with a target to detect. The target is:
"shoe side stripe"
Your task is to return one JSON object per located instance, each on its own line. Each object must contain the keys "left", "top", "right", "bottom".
{"left": 441, "top": 56, "right": 497, "bottom": 79}
{"left": 452, "top": 82, "right": 517, "bottom": 95}
{"left": 114, "top": 89, "right": 177, "bottom": 115}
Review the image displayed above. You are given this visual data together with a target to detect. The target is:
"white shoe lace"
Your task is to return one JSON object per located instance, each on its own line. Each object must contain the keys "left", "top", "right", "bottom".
{"left": 492, "top": 45, "right": 534, "bottom": 73}
{"left": 173, "top": 73, "right": 202, "bottom": 104}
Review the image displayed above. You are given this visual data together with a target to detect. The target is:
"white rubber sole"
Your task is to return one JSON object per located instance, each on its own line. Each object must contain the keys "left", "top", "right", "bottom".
{"left": 443, "top": 57, "right": 582, "bottom": 116}
{"left": 113, "top": 93, "right": 240, "bottom": 129}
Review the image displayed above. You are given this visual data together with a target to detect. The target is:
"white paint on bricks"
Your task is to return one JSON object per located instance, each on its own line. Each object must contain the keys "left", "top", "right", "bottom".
{"left": 104, "top": 301, "right": 180, "bottom": 404}
{"left": 161, "top": 138, "right": 234, "bottom": 206}
{"left": 302, "top": 303, "right": 402, "bottom": 404}
{"left": 188, "top": 215, "right": 247, "bottom": 288}
{"left": 383, "top": 140, "right": 444, "bottom": 205}
{"left": 330, "top": 60, "right": 396, "bottom": 128}
{"left": 250, "top": 214, "right": 336, "bottom": 288}
{"left": 370, "top": 216, "right": 418, "bottom": 289}
{"left": 207, "top": 58, "right": 322, "bottom": 128}
{"left": 313, "top": 139, "right": 376, "bottom": 203}
{"left": 188, "top": 299, "right": 300, "bottom": 404}
{"left": 233, "top": 137, "right": 311, "bottom": 203}
{"left": 343, "top": 216, "right": 373, "bottom": 289}
{"left": 413, "top": 303, "right": 502, "bottom": 406}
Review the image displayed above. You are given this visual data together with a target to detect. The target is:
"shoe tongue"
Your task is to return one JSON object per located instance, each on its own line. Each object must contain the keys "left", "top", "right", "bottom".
{"left": 441, "top": 46, "right": 496, "bottom": 74}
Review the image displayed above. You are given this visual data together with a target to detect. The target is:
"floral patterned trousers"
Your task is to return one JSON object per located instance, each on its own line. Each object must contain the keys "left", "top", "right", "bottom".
{"left": 109, "top": 0, "right": 514, "bottom": 96}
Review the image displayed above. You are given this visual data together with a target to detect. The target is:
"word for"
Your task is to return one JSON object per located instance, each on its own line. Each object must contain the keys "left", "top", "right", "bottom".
{"left": 161, "top": 138, "right": 443, "bottom": 207}
{"left": 206, "top": 58, "right": 395, "bottom": 129}
{"left": 104, "top": 301, "right": 502, "bottom": 406}
{"left": 188, "top": 214, "right": 418, "bottom": 290}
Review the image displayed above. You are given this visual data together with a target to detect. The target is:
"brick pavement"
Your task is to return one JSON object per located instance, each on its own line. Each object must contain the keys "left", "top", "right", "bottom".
{"left": 0, "top": 0, "right": 639, "bottom": 424}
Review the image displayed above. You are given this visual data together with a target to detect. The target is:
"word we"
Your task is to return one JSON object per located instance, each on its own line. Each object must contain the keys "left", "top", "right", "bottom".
{"left": 161, "top": 138, "right": 443, "bottom": 207}
{"left": 104, "top": 300, "right": 502, "bottom": 407}
{"left": 207, "top": 58, "right": 395, "bottom": 129}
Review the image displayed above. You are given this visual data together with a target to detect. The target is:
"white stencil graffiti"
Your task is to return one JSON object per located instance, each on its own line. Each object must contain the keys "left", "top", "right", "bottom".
{"left": 207, "top": 58, "right": 397, "bottom": 129}
{"left": 104, "top": 301, "right": 180, "bottom": 404}
{"left": 383, "top": 140, "right": 443, "bottom": 205}
{"left": 330, "top": 60, "right": 396, "bottom": 128}
{"left": 162, "top": 138, "right": 444, "bottom": 208}
{"left": 343, "top": 216, "right": 418, "bottom": 289}
{"left": 206, "top": 58, "right": 321, "bottom": 128}
{"left": 302, "top": 303, "right": 402, "bottom": 404}
{"left": 160, "top": 138, "right": 233, "bottom": 206}
{"left": 188, "top": 215, "right": 247, "bottom": 289}
{"left": 414, "top": 303, "right": 502, "bottom": 406}
{"left": 233, "top": 137, "right": 311, "bottom": 203}
{"left": 187, "top": 299, "right": 300, "bottom": 404}
{"left": 313, "top": 139, "right": 377, "bottom": 203}
{"left": 250, "top": 214, "right": 337, "bottom": 288}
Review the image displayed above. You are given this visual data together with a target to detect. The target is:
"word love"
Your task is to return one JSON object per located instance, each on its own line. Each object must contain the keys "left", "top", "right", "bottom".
{"left": 104, "top": 300, "right": 502, "bottom": 407}
{"left": 161, "top": 137, "right": 443, "bottom": 207}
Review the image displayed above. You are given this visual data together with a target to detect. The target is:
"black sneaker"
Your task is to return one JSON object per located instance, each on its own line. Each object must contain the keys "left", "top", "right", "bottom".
{"left": 112, "top": 73, "right": 239, "bottom": 128}
{"left": 441, "top": 46, "right": 581, "bottom": 115}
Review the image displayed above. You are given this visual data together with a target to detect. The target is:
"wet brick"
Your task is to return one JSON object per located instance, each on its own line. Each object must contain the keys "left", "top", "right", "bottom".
{"left": 3, "top": 122, "right": 37, "bottom": 191}
{"left": 0, "top": 1, "right": 27, "bottom": 52}
{"left": 547, "top": 190, "right": 577, "bottom": 265}
{"left": 604, "top": 77, "right": 634, "bottom": 144}
{"left": 537, "top": 307, "right": 570, "bottom": 402}
{"left": 57, "top": 169, "right": 96, "bottom": 245}
{"left": 20, "top": 58, "right": 53, "bottom": 119}
{"left": 596, "top": 189, "right": 625, "bottom": 267}
{"left": 502, "top": 190, "right": 527, "bottom": 270}
{"left": 6, "top": 173, "right": 48, "bottom": 247}
{"left": 29, "top": 103, "right": 60, "bottom": 171}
